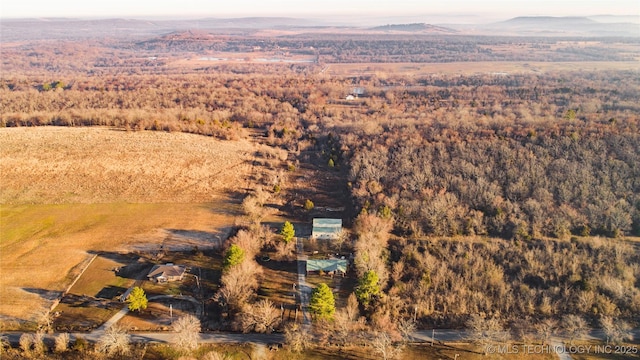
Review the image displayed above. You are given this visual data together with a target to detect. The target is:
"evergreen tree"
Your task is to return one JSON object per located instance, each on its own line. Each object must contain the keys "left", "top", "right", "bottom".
{"left": 309, "top": 283, "right": 335, "bottom": 320}
{"left": 127, "top": 287, "right": 148, "bottom": 312}
{"left": 281, "top": 221, "right": 295, "bottom": 243}
{"left": 223, "top": 244, "right": 245, "bottom": 270}
{"left": 355, "top": 270, "right": 380, "bottom": 306}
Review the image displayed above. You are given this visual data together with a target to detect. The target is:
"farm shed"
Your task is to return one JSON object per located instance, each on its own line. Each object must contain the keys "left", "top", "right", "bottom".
{"left": 311, "top": 218, "right": 342, "bottom": 240}
{"left": 306, "top": 259, "right": 348, "bottom": 275}
{"left": 147, "top": 263, "right": 186, "bottom": 283}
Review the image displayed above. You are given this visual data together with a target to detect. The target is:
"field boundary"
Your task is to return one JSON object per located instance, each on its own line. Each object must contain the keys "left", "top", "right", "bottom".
{"left": 62, "top": 254, "right": 98, "bottom": 298}
{"left": 44, "top": 253, "right": 98, "bottom": 314}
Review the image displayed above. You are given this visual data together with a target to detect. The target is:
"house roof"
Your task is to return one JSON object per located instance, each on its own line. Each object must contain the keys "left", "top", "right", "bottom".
{"left": 147, "top": 264, "right": 186, "bottom": 279}
{"left": 307, "top": 259, "right": 347, "bottom": 273}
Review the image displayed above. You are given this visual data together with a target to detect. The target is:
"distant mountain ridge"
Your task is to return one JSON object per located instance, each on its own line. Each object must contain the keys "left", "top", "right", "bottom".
{"left": 369, "top": 23, "right": 456, "bottom": 33}
{"left": 501, "top": 16, "right": 598, "bottom": 25}
{"left": 483, "top": 16, "right": 640, "bottom": 36}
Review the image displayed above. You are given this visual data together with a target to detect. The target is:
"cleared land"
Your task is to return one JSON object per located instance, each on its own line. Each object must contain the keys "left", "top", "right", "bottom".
{"left": 0, "top": 127, "right": 254, "bottom": 325}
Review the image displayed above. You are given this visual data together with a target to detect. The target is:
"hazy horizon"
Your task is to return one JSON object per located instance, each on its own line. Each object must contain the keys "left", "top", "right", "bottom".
{"left": 2, "top": 0, "right": 638, "bottom": 21}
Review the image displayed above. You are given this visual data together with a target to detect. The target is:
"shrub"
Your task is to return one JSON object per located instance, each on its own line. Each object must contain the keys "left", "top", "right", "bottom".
{"left": 304, "top": 199, "right": 315, "bottom": 211}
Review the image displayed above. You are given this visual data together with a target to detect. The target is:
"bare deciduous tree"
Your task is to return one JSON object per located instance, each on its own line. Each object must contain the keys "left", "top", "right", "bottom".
{"left": 33, "top": 331, "right": 46, "bottom": 356}
{"left": 274, "top": 237, "right": 296, "bottom": 261}
{"left": 97, "top": 324, "right": 131, "bottom": 357}
{"left": 510, "top": 317, "right": 533, "bottom": 343}
{"left": 229, "top": 229, "right": 261, "bottom": 260}
{"left": 466, "top": 314, "right": 507, "bottom": 353}
{"left": 242, "top": 195, "right": 274, "bottom": 226}
{"left": 215, "top": 259, "right": 261, "bottom": 313}
{"left": 54, "top": 332, "right": 70, "bottom": 353}
{"left": 240, "top": 299, "right": 281, "bottom": 333}
{"left": 284, "top": 323, "right": 310, "bottom": 353}
{"left": 561, "top": 315, "right": 589, "bottom": 345}
{"left": 370, "top": 331, "right": 404, "bottom": 360}
{"left": 397, "top": 318, "right": 416, "bottom": 343}
{"left": 600, "top": 316, "right": 633, "bottom": 344}
{"left": 34, "top": 307, "right": 53, "bottom": 333}
{"left": 173, "top": 315, "right": 201, "bottom": 352}
{"left": 332, "top": 228, "right": 350, "bottom": 252}
{"left": 345, "top": 293, "right": 360, "bottom": 322}
{"left": 535, "top": 318, "right": 558, "bottom": 345}
{"left": 19, "top": 333, "right": 33, "bottom": 355}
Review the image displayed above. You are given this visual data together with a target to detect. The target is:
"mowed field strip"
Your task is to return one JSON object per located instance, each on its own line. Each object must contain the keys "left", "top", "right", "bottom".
{"left": 0, "top": 127, "right": 254, "bottom": 323}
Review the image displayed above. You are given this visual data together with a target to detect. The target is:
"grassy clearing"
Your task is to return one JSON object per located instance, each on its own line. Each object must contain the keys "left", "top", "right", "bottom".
{"left": 66, "top": 255, "right": 134, "bottom": 298}
{"left": 258, "top": 260, "right": 298, "bottom": 306}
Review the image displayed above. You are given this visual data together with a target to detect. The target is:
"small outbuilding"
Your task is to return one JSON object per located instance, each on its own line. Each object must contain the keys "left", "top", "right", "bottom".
{"left": 147, "top": 263, "right": 186, "bottom": 283}
{"left": 311, "top": 218, "right": 342, "bottom": 240}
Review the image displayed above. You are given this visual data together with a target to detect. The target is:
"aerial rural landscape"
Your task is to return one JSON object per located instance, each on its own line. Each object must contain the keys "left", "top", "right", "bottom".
{"left": 1, "top": 1, "right": 640, "bottom": 359}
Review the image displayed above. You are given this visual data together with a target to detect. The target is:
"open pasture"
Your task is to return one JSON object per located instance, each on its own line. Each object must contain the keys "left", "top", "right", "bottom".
{"left": 0, "top": 127, "right": 254, "bottom": 204}
{"left": 0, "top": 127, "right": 252, "bottom": 326}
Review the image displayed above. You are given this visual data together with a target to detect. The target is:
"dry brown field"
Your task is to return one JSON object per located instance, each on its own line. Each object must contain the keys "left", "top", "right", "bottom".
{"left": 323, "top": 61, "right": 640, "bottom": 77}
{"left": 0, "top": 127, "right": 254, "bottom": 204}
{"left": 0, "top": 127, "right": 256, "bottom": 325}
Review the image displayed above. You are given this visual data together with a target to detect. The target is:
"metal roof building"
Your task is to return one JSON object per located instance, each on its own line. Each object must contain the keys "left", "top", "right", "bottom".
{"left": 311, "top": 218, "right": 342, "bottom": 240}
{"left": 306, "top": 259, "right": 348, "bottom": 274}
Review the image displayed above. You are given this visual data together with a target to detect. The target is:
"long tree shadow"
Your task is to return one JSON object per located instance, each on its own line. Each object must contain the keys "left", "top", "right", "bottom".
{"left": 95, "top": 285, "right": 128, "bottom": 300}
{"left": 22, "top": 287, "right": 63, "bottom": 301}
{"left": 259, "top": 259, "right": 298, "bottom": 273}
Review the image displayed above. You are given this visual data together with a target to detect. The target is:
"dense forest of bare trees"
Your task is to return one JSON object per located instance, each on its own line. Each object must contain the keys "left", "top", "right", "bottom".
{"left": 347, "top": 123, "right": 640, "bottom": 239}
{"left": 3, "top": 66, "right": 639, "bottom": 239}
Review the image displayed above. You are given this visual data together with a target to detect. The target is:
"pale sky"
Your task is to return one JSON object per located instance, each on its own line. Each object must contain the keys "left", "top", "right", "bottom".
{"left": 1, "top": 0, "right": 638, "bottom": 19}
